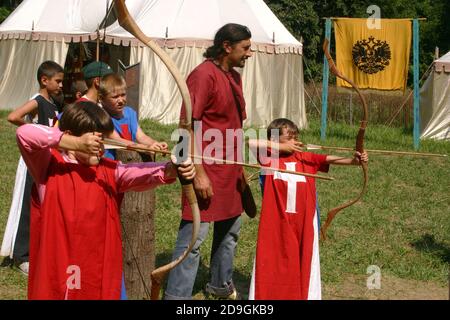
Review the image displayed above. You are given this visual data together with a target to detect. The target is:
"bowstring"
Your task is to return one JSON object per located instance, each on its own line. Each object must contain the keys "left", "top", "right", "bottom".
{"left": 100, "top": 0, "right": 152, "bottom": 299}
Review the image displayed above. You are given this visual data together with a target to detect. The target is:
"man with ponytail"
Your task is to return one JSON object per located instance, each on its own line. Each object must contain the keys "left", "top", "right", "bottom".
{"left": 165, "top": 23, "right": 252, "bottom": 300}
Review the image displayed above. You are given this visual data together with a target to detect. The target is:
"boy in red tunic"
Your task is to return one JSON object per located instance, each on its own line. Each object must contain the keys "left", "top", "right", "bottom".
{"left": 248, "top": 118, "right": 368, "bottom": 300}
{"left": 17, "top": 101, "right": 195, "bottom": 300}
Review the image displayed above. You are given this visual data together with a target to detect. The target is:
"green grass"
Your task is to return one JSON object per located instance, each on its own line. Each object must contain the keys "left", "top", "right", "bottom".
{"left": 0, "top": 111, "right": 28, "bottom": 299}
{"left": 0, "top": 110, "right": 449, "bottom": 299}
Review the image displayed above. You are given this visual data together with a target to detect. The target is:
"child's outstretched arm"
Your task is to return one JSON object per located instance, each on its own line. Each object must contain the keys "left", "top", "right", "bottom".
{"left": 166, "top": 155, "right": 196, "bottom": 180}
{"left": 116, "top": 155, "right": 195, "bottom": 193}
{"left": 248, "top": 138, "right": 303, "bottom": 165}
{"left": 7, "top": 99, "right": 38, "bottom": 126}
{"left": 107, "top": 129, "right": 135, "bottom": 145}
{"left": 135, "top": 126, "right": 168, "bottom": 152}
{"left": 326, "top": 151, "right": 369, "bottom": 166}
{"left": 248, "top": 138, "right": 303, "bottom": 154}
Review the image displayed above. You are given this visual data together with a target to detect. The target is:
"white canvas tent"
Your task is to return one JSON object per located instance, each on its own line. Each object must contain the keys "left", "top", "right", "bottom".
{"left": 420, "top": 51, "right": 450, "bottom": 140}
{"left": 0, "top": 0, "right": 306, "bottom": 127}
{"left": 0, "top": 0, "right": 108, "bottom": 112}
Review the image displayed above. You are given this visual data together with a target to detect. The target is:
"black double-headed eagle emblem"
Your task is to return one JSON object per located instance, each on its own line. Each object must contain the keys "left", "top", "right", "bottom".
{"left": 352, "top": 36, "right": 391, "bottom": 74}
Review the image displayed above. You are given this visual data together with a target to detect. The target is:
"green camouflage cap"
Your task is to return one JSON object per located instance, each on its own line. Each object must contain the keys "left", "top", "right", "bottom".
{"left": 82, "top": 61, "right": 113, "bottom": 79}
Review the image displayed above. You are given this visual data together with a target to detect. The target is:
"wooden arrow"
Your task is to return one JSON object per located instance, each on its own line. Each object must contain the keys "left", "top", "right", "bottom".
{"left": 304, "top": 144, "right": 447, "bottom": 158}
{"left": 102, "top": 138, "right": 335, "bottom": 181}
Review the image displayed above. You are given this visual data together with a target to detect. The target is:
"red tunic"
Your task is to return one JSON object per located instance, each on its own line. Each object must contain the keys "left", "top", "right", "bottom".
{"left": 180, "top": 60, "right": 246, "bottom": 222}
{"left": 254, "top": 152, "right": 328, "bottom": 299}
{"left": 28, "top": 150, "right": 122, "bottom": 300}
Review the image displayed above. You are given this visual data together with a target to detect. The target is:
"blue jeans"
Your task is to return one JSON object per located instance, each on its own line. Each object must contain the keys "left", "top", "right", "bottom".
{"left": 120, "top": 274, "right": 127, "bottom": 300}
{"left": 164, "top": 215, "right": 241, "bottom": 300}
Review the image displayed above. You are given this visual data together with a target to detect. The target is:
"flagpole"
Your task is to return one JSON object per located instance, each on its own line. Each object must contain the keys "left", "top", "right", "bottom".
{"left": 413, "top": 18, "right": 420, "bottom": 150}
{"left": 321, "top": 18, "right": 332, "bottom": 141}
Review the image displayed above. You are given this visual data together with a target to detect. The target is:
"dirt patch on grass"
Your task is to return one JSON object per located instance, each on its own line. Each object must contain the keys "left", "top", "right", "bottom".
{"left": 0, "top": 283, "right": 26, "bottom": 300}
{"left": 323, "top": 274, "right": 448, "bottom": 300}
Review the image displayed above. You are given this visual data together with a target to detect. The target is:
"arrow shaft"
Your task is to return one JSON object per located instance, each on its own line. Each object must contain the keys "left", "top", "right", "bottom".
{"left": 306, "top": 144, "right": 446, "bottom": 158}
{"left": 103, "top": 138, "right": 334, "bottom": 181}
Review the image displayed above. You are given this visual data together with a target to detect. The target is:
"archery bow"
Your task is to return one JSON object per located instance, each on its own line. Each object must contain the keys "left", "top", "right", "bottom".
{"left": 320, "top": 39, "right": 369, "bottom": 240}
{"left": 112, "top": 0, "right": 200, "bottom": 300}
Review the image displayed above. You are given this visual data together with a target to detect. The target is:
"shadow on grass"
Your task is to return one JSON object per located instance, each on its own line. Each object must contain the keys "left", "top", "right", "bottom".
{"left": 155, "top": 251, "right": 250, "bottom": 300}
{"left": 1, "top": 256, "right": 13, "bottom": 267}
{"left": 411, "top": 233, "right": 450, "bottom": 264}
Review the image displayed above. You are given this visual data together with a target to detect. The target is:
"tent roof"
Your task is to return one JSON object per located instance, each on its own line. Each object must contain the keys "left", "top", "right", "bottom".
{"left": 435, "top": 51, "right": 450, "bottom": 73}
{"left": 104, "top": 0, "right": 302, "bottom": 53}
{"left": 0, "top": 0, "right": 108, "bottom": 36}
{"left": 0, "top": 0, "right": 302, "bottom": 54}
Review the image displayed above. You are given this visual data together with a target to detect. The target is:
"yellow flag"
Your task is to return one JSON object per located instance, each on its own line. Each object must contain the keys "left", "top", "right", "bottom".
{"left": 334, "top": 18, "right": 411, "bottom": 91}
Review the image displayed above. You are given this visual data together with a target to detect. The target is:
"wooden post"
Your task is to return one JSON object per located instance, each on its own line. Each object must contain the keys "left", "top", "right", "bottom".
{"left": 96, "top": 28, "right": 100, "bottom": 62}
{"left": 349, "top": 91, "right": 353, "bottom": 125}
{"left": 116, "top": 149, "right": 156, "bottom": 300}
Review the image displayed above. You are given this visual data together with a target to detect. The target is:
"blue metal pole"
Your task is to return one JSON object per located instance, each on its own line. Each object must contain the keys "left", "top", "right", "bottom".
{"left": 413, "top": 19, "right": 420, "bottom": 150}
{"left": 320, "top": 18, "right": 332, "bottom": 141}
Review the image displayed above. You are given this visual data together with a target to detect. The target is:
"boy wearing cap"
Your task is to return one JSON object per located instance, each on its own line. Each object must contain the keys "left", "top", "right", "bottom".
{"left": 77, "top": 61, "right": 133, "bottom": 153}
{"left": 79, "top": 61, "right": 114, "bottom": 103}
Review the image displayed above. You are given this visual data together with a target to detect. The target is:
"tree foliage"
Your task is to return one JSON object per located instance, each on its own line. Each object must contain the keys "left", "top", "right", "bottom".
{"left": 264, "top": 0, "right": 450, "bottom": 84}
{"left": 0, "top": 7, "right": 12, "bottom": 23}
{"left": 0, "top": 0, "right": 21, "bottom": 22}
{"left": 1, "top": 0, "right": 448, "bottom": 85}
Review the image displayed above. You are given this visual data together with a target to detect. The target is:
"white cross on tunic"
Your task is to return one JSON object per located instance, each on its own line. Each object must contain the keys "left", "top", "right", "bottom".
{"left": 273, "top": 162, "right": 306, "bottom": 213}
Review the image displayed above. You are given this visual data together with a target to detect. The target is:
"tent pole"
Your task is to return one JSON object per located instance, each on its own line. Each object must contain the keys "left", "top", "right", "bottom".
{"left": 320, "top": 18, "right": 332, "bottom": 141}
{"left": 96, "top": 28, "right": 100, "bottom": 62}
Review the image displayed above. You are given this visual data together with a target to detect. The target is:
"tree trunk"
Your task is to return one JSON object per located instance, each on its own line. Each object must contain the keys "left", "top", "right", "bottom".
{"left": 116, "top": 149, "right": 155, "bottom": 300}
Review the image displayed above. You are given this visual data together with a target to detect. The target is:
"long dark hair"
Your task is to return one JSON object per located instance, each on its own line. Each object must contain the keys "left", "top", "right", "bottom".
{"left": 204, "top": 23, "right": 252, "bottom": 59}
